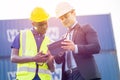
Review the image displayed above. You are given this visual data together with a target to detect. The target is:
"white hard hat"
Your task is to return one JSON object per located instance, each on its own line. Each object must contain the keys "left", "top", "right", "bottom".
{"left": 55, "top": 2, "right": 74, "bottom": 18}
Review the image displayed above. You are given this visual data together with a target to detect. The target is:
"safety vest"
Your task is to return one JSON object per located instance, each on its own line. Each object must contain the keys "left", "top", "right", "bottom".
{"left": 16, "top": 30, "right": 52, "bottom": 80}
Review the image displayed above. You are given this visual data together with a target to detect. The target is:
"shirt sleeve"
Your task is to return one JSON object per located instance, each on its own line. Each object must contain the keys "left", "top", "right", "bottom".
{"left": 74, "top": 45, "right": 78, "bottom": 54}
{"left": 11, "top": 33, "right": 20, "bottom": 49}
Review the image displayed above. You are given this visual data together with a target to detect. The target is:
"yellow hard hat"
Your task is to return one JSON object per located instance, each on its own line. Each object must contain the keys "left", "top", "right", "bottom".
{"left": 30, "top": 7, "right": 49, "bottom": 22}
{"left": 55, "top": 2, "right": 74, "bottom": 18}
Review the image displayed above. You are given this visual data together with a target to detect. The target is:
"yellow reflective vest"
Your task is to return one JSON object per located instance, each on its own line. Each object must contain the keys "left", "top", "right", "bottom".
{"left": 16, "top": 30, "right": 52, "bottom": 80}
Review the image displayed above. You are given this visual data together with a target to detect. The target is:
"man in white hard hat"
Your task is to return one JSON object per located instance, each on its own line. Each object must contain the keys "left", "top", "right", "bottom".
{"left": 11, "top": 7, "right": 55, "bottom": 80}
{"left": 55, "top": 2, "right": 101, "bottom": 80}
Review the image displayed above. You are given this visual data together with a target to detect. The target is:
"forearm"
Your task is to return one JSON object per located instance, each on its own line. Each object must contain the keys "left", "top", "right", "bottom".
{"left": 47, "top": 57, "right": 55, "bottom": 72}
{"left": 54, "top": 54, "right": 64, "bottom": 64}
{"left": 11, "top": 48, "right": 36, "bottom": 63}
{"left": 11, "top": 55, "right": 34, "bottom": 63}
{"left": 77, "top": 43, "right": 100, "bottom": 55}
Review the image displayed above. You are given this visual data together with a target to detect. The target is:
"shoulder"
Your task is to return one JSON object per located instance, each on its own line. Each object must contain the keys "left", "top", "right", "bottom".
{"left": 81, "top": 24, "right": 97, "bottom": 33}
{"left": 20, "top": 29, "right": 31, "bottom": 34}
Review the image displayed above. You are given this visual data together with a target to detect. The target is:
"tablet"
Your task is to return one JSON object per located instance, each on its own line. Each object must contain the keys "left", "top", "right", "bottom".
{"left": 48, "top": 38, "right": 66, "bottom": 56}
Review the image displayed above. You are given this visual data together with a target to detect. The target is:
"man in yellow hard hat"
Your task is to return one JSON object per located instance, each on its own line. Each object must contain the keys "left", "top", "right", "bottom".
{"left": 11, "top": 7, "right": 55, "bottom": 80}
{"left": 54, "top": 2, "right": 101, "bottom": 80}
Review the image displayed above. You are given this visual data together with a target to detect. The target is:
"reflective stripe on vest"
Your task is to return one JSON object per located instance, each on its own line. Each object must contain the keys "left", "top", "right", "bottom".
{"left": 18, "top": 67, "right": 51, "bottom": 75}
{"left": 21, "top": 30, "right": 26, "bottom": 56}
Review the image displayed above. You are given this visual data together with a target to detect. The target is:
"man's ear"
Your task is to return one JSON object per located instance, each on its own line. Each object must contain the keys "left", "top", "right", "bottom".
{"left": 72, "top": 10, "right": 76, "bottom": 16}
{"left": 32, "top": 22, "right": 36, "bottom": 29}
{"left": 32, "top": 22, "right": 35, "bottom": 26}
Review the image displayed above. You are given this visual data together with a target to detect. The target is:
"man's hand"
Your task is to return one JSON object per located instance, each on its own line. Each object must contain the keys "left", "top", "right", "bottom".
{"left": 47, "top": 51, "right": 55, "bottom": 72}
{"left": 33, "top": 52, "right": 49, "bottom": 63}
{"left": 61, "top": 39, "right": 75, "bottom": 51}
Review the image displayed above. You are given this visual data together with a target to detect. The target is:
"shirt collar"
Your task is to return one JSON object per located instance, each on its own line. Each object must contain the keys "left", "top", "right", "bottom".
{"left": 31, "top": 27, "right": 45, "bottom": 37}
{"left": 71, "top": 21, "right": 78, "bottom": 28}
